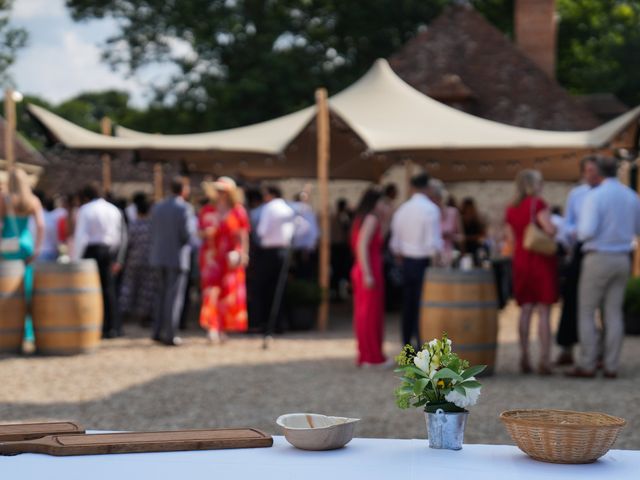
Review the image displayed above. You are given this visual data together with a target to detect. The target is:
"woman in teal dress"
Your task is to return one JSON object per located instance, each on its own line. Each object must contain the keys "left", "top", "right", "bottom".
{"left": 0, "top": 168, "right": 44, "bottom": 343}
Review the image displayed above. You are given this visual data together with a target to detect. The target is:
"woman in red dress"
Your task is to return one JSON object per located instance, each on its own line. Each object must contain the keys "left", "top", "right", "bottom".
{"left": 351, "top": 187, "right": 387, "bottom": 366}
{"left": 199, "top": 177, "right": 250, "bottom": 343}
{"left": 505, "top": 170, "right": 558, "bottom": 375}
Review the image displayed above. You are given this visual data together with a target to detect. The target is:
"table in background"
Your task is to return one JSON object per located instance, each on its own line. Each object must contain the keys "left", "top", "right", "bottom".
{"left": 1, "top": 436, "right": 637, "bottom": 479}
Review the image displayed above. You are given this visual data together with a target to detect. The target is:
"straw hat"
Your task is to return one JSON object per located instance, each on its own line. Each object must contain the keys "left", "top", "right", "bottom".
{"left": 201, "top": 176, "right": 237, "bottom": 200}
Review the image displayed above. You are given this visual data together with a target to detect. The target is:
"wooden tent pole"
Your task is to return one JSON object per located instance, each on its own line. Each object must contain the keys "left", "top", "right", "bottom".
{"left": 404, "top": 158, "right": 414, "bottom": 200}
{"left": 100, "top": 116, "right": 112, "bottom": 193}
{"left": 154, "top": 163, "right": 163, "bottom": 201}
{"left": 4, "top": 88, "right": 16, "bottom": 171}
{"left": 316, "top": 87, "right": 330, "bottom": 331}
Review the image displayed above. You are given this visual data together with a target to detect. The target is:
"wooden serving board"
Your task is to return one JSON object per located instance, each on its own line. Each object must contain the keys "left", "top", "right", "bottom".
{"left": 0, "top": 422, "right": 84, "bottom": 442}
{"left": 0, "top": 428, "right": 273, "bottom": 456}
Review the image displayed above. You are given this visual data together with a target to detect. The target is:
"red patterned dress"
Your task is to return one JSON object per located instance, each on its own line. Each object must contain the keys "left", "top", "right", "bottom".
{"left": 199, "top": 203, "right": 250, "bottom": 332}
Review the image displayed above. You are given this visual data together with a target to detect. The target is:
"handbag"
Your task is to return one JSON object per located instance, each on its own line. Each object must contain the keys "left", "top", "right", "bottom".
{"left": 523, "top": 198, "right": 557, "bottom": 256}
{"left": 0, "top": 195, "right": 21, "bottom": 255}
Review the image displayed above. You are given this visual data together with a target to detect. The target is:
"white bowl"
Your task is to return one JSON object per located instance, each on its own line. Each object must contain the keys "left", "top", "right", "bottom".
{"left": 276, "top": 413, "right": 360, "bottom": 451}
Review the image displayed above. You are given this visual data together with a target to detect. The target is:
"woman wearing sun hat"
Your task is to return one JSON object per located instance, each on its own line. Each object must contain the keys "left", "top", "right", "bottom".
{"left": 198, "top": 176, "right": 250, "bottom": 343}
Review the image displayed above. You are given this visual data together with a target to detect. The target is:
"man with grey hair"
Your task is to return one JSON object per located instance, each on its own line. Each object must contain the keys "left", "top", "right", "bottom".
{"left": 568, "top": 156, "right": 640, "bottom": 378}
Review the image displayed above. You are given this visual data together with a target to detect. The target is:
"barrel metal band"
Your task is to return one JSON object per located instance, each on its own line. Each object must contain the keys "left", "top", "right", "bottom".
{"left": 34, "top": 324, "right": 102, "bottom": 333}
{"left": 0, "top": 291, "right": 23, "bottom": 299}
{"left": 32, "top": 287, "right": 102, "bottom": 296}
{"left": 422, "top": 300, "right": 497, "bottom": 309}
{"left": 0, "top": 327, "right": 24, "bottom": 334}
{"left": 453, "top": 343, "right": 497, "bottom": 352}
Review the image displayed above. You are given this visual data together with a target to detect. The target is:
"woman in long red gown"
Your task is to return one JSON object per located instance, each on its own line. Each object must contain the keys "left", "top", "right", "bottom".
{"left": 199, "top": 177, "right": 250, "bottom": 343}
{"left": 505, "top": 170, "right": 558, "bottom": 375}
{"left": 351, "top": 187, "right": 387, "bottom": 366}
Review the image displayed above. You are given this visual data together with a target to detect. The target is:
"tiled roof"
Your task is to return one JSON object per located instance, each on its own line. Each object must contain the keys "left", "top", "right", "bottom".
{"left": 389, "top": 4, "right": 601, "bottom": 131}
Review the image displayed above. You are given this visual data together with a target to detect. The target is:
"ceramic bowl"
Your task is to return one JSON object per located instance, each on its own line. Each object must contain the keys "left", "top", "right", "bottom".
{"left": 276, "top": 413, "right": 360, "bottom": 451}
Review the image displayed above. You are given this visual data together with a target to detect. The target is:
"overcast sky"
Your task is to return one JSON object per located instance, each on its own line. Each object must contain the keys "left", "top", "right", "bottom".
{"left": 9, "top": 0, "right": 173, "bottom": 107}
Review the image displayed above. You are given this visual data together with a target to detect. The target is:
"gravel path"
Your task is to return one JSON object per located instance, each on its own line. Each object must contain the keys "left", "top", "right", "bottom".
{"left": 1, "top": 303, "right": 638, "bottom": 449}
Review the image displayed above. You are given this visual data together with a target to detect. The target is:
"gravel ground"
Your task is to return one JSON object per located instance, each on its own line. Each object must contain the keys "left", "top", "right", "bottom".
{"left": 0, "top": 302, "right": 639, "bottom": 449}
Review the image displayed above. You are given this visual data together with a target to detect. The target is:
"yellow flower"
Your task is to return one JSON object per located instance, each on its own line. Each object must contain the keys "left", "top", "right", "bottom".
{"left": 436, "top": 380, "right": 445, "bottom": 389}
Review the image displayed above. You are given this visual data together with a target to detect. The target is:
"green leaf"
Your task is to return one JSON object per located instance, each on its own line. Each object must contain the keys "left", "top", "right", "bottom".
{"left": 413, "top": 378, "right": 429, "bottom": 395}
{"left": 454, "top": 385, "right": 466, "bottom": 396}
{"left": 460, "top": 380, "right": 481, "bottom": 389}
{"left": 403, "top": 365, "right": 429, "bottom": 377}
{"left": 432, "top": 368, "right": 463, "bottom": 382}
{"left": 461, "top": 365, "right": 486, "bottom": 379}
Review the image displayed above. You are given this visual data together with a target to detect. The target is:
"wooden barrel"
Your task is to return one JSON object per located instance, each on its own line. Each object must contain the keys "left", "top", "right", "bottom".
{"left": 0, "top": 260, "right": 26, "bottom": 353}
{"left": 32, "top": 260, "right": 103, "bottom": 355}
{"left": 419, "top": 268, "right": 498, "bottom": 375}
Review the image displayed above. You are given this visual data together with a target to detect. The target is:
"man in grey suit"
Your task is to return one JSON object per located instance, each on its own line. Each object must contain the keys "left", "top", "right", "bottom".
{"left": 150, "top": 176, "right": 196, "bottom": 346}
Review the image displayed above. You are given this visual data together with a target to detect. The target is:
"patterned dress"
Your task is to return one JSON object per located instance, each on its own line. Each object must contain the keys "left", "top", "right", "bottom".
{"left": 119, "top": 217, "right": 156, "bottom": 319}
{"left": 199, "top": 204, "right": 250, "bottom": 332}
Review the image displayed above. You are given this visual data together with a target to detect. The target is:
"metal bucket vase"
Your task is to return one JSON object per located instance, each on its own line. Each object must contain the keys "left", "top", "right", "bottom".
{"left": 425, "top": 409, "right": 468, "bottom": 450}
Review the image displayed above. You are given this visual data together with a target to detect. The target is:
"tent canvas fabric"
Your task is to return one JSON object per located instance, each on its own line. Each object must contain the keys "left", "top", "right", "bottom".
{"left": 27, "top": 59, "right": 640, "bottom": 182}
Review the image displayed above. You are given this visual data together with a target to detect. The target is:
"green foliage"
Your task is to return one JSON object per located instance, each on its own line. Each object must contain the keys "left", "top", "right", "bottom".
{"left": 623, "top": 277, "right": 640, "bottom": 315}
{"left": 0, "top": 0, "right": 28, "bottom": 86}
{"left": 557, "top": 0, "right": 640, "bottom": 105}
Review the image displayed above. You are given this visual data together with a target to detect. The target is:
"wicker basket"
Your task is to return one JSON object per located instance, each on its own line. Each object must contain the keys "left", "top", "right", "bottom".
{"left": 500, "top": 409, "right": 626, "bottom": 464}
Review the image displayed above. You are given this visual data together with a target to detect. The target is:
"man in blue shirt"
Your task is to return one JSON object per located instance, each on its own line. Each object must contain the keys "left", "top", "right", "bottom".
{"left": 568, "top": 156, "right": 640, "bottom": 378}
{"left": 555, "top": 156, "right": 600, "bottom": 365}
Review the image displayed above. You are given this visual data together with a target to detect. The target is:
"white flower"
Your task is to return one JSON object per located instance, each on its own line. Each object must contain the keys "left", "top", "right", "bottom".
{"left": 428, "top": 339, "right": 438, "bottom": 349}
{"left": 414, "top": 350, "right": 430, "bottom": 373}
{"left": 445, "top": 387, "right": 482, "bottom": 409}
{"left": 445, "top": 338, "right": 452, "bottom": 346}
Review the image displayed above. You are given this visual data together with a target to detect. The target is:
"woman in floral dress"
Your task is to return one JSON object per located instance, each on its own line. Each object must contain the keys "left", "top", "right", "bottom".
{"left": 198, "top": 177, "right": 250, "bottom": 343}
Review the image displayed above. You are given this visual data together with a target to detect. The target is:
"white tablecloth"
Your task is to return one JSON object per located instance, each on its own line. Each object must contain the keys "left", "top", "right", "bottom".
{"left": 1, "top": 436, "right": 638, "bottom": 479}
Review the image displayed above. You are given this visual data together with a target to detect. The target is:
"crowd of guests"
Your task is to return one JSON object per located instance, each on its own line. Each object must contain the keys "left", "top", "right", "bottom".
{"left": 0, "top": 171, "right": 319, "bottom": 347}
{"left": 348, "top": 155, "right": 639, "bottom": 378}
{"left": 2, "top": 153, "right": 636, "bottom": 377}
{"left": 507, "top": 155, "right": 640, "bottom": 379}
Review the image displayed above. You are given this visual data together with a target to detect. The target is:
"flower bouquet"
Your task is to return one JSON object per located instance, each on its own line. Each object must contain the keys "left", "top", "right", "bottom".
{"left": 394, "top": 334, "right": 486, "bottom": 449}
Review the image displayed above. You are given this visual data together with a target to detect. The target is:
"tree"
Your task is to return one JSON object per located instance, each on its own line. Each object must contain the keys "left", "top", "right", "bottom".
{"left": 557, "top": 0, "right": 640, "bottom": 106}
{"left": 0, "top": 0, "right": 27, "bottom": 85}
{"left": 65, "top": 0, "right": 463, "bottom": 131}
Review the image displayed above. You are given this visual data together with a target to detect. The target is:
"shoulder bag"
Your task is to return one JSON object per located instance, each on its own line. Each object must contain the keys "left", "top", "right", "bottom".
{"left": 523, "top": 197, "right": 557, "bottom": 256}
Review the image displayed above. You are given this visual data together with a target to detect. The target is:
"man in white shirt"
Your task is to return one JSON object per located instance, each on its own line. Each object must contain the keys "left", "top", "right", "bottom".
{"left": 390, "top": 173, "right": 443, "bottom": 348}
{"left": 73, "top": 182, "right": 127, "bottom": 339}
{"left": 255, "top": 185, "right": 295, "bottom": 333}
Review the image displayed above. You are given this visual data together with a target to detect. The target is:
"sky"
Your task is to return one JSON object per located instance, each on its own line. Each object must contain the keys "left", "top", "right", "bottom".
{"left": 9, "top": 0, "right": 173, "bottom": 107}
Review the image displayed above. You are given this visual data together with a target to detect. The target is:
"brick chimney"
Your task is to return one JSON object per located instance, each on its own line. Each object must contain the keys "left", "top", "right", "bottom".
{"left": 515, "top": 0, "right": 557, "bottom": 78}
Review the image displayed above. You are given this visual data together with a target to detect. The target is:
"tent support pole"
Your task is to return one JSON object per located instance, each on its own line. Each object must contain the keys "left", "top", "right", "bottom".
{"left": 100, "top": 116, "right": 112, "bottom": 194}
{"left": 4, "top": 88, "right": 16, "bottom": 171}
{"left": 154, "top": 163, "right": 163, "bottom": 201}
{"left": 404, "top": 158, "right": 414, "bottom": 199}
{"left": 316, "top": 87, "right": 330, "bottom": 331}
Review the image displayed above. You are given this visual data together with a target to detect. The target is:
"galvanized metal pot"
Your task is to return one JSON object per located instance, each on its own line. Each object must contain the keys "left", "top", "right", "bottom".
{"left": 425, "top": 408, "right": 468, "bottom": 450}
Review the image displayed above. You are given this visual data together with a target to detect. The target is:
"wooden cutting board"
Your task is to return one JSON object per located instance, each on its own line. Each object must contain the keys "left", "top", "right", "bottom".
{"left": 0, "top": 428, "right": 273, "bottom": 456}
{"left": 0, "top": 422, "right": 84, "bottom": 442}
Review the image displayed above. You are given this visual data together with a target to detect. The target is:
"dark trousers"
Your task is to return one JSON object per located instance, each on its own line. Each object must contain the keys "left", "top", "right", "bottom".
{"left": 557, "top": 243, "right": 584, "bottom": 348}
{"left": 401, "top": 257, "right": 431, "bottom": 348}
{"left": 84, "top": 244, "right": 121, "bottom": 337}
{"left": 255, "top": 248, "right": 287, "bottom": 333}
{"left": 153, "top": 267, "right": 188, "bottom": 342}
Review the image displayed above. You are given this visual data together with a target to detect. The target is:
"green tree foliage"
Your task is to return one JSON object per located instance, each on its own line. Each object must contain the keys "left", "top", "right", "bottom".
{"left": 557, "top": 0, "right": 640, "bottom": 106}
{"left": 0, "top": 0, "right": 27, "bottom": 85}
